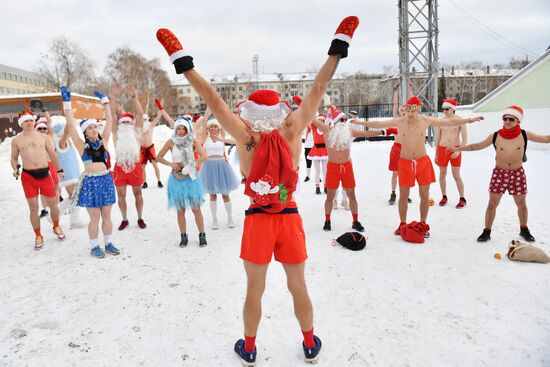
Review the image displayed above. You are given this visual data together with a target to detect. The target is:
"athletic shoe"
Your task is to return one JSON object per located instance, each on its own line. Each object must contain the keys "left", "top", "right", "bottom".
{"left": 105, "top": 243, "right": 120, "bottom": 255}
{"left": 199, "top": 233, "right": 207, "bottom": 247}
{"left": 352, "top": 221, "right": 365, "bottom": 232}
{"left": 407, "top": 197, "right": 412, "bottom": 203}
{"left": 456, "top": 198, "right": 467, "bottom": 209}
{"left": 323, "top": 220, "right": 331, "bottom": 231}
{"left": 303, "top": 335, "right": 322, "bottom": 364}
{"left": 315, "top": 187, "right": 321, "bottom": 195}
{"left": 137, "top": 219, "right": 147, "bottom": 229}
{"left": 477, "top": 228, "right": 491, "bottom": 242}
{"left": 39, "top": 209, "right": 49, "bottom": 218}
{"left": 179, "top": 233, "right": 188, "bottom": 247}
{"left": 142, "top": 181, "right": 148, "bottom": 189}
{"left": 118, "top": 220, "right": 129, "bottom": 231}
{"left": 234, "top": 339, "right": 256, "bottom": 366}
{"left": 53, "top": 226, "right": 66, "bottom": 240}
{"left": 439, "top": 196, "right": 448, "bottom": 206}
{"left": 157, "top": 181, "right": 164, "bottom": 188}
{"left": 388, "top": 192, "right": 396, "bottom": 205}
{"left": 304, "top": 176, "right": 310, "bottom": 182}
{"left": 519, "top": 227, "right": 535, "bottom": 242}
{"left": 90, "top": 245, "right": 105, "bottom": 258}
{"left": 34, "top": 236, "right": 44, "bottom": 251}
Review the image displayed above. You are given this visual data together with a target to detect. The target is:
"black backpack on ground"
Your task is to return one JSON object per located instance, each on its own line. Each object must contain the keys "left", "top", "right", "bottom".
{"left": 335, "top": 232, "right": 366, "bottom": 251}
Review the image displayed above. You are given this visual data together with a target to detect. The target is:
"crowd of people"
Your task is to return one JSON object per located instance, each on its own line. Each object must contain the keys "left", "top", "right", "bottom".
{"left": 8, "top": 15, "right": 550, "bottom": 366}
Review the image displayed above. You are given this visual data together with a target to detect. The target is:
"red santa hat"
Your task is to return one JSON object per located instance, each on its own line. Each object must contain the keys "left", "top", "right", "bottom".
{"left": 291, "top": 95, "right": 302, "bottom": 106}
{"left": 317, "top": 114, "right": 326, "bottom": 120}
{"left": 34, "top": 121, "right": 48, "bottom": 130}
{"left": 502, "top": 105, "right": 524, "bottom": 122}
{"left": 442, "top": 98, "right": 458, "bottom": 110}
{"left": 18, "top": 111, "right": 37, "bottom": 127}
{"left": 406, "top": 96, "right": 422, "bottom": 111}
{"left": 237, "top": 90, "right": 291, "bottom": 131}
{"left": 328, "top": 105, "right": 346, "bottom": 122}
{"left": 118, "top": 113, "right": 135, "bottom": 124}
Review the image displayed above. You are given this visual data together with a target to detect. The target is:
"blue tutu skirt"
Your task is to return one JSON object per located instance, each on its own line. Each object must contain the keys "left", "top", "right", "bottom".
{"left": 77, "top": 172, "right": 116, "bottom": 208}
{"left": 200, "top": 158, "right": 240, "bottom": 194}
{"left": 167, "top": 173, "right": 205, "bottom": 210}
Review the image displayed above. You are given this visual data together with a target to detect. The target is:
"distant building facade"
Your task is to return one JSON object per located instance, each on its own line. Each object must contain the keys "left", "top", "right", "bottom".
{"left": 0, "top": 64, "right": 49, "bottom": 96}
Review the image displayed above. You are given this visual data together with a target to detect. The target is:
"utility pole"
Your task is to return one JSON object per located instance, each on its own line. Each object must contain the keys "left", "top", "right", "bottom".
{"left": 252, "top": 54, "right": 259, "bottom": 92}
{"left": 398, "top": 0, "right": 439, "bottom": 143}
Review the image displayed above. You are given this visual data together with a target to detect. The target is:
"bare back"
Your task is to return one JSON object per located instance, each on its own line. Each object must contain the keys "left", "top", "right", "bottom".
{"left": 13, "top": 132, "right": 51, "bottom": 169}
{"left": 141, "top": 126, "right": 154, "bottom": 147}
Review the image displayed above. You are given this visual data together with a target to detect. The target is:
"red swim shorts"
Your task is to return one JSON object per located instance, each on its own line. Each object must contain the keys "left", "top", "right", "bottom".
{"left": 398, "top": 155, "right": 436, "bottom": 188}
{"left": 388, "top": 142, "right": 401, "bottom": 171}
{"left": 489, "top": 167, "right": 527, "bottom": 195}
{"left": 240, "top": 202, "right": 307, "bottom": 264}
{"left": 21, "top": 168, "right": 56, "bottom": 199}
{"left": 325, "top": 161, "right": 356, "bottom": 189}
{"left": 435, "top": 146, "right": 462, "bottom": 167}
{"left": 114, "top": 162, "right": 144, "bottom": 187}
{"left": 139, "top": 144, "right": 157, "bottom": 165}
{"left": 48, "top": 161, "right": 59, "bottom": 185}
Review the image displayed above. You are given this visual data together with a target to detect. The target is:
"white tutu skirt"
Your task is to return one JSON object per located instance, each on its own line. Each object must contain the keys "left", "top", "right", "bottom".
{"left": 200, "top": 158, "right": 240, "bottom": 195}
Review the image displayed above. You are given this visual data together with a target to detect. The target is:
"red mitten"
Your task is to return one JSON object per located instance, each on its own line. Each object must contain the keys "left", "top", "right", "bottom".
{"left": 154, "top": 98, "right": 164, "bottom": 111}
{"left": 386, "top": 127, "right": 399, "bottom": 136}
{"left": 328, "top": 16, "right": 360, "bottom": 58}
{"left": 292, "top": 96, "right": 302, "bottom": 106}
{"left": 156, "top": 28, "right": 194, "bottom": 74}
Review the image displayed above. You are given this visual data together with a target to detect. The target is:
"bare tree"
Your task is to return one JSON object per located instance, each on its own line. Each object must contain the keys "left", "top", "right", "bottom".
{"left": 37, "top": 36, "right": 95, "bottom": 92}
{"left": 102, "top": 47, "right": 177, "bottom": 114}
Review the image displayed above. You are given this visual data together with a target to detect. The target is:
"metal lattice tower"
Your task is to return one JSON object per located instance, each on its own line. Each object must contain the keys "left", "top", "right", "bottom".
{"left": 398, "top": 0, "right": 439, "bottom": 121}
{"left": 252, "top": 54, "right": 259, "bottom": 91}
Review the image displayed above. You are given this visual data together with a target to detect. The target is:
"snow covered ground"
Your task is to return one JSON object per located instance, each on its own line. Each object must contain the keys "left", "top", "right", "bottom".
{"left": 1, "top": 135, "right": 549, "bottom": 367}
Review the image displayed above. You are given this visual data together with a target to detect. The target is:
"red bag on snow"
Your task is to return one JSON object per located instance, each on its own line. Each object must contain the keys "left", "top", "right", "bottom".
{"left": 400, "top": 221, "right": 429, "bottom": 244}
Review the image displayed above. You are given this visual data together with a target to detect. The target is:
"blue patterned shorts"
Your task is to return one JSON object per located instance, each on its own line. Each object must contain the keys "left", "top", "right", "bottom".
{"left": 77, "top": 172, "right": 116, "bottom": 208}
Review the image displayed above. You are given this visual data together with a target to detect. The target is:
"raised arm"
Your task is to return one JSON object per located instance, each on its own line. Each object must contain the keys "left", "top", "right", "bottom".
{"left": 161, "top": 110, "right": 176, "bottom": 128}
{"left": 194, "top": 139, "right": 207, "bottom": 165}
{"left": 428, "top": 115, "right": 483, "bottom": 127}
{"left": 525, "top": 131, "right": 550, "bottom": 143}
{"left": 448, "top": 134, "right": 493, "bottom": 153}
{"left": 352, "top": 129, "right": 384, "bottom": 139}
{"left": 127, "top": 85, "right": 144, "bottom": 130}
{"left": 110, "top": 84, "right": 122, "bottom": 136}
{"left": 94, "top": 90, "right": 113, "bottom": 144}
{"left": 44, "top": 135, "right": 62, "bottom": 172}
{"left": 361, "top": 117, "right": 402, "bottom": 129}
{"left": 61, "top": 86, "right": 84, "bottom": 153}
{"left": 312, "top": 118, "right": 331, "bottom": 135}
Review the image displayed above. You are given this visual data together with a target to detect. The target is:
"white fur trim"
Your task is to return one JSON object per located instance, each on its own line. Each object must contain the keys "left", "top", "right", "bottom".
{"left": 503, "top": 108, "right": 523, "bottom": 122}
{"left": 100, "top": 96, "right": 110, "bottom": 104}
{"left": 174, "top": 117, "right": 192, "bottom": 133}
{"left": 63, "top": 101, "right": 72, "bottom": 110}
{"left": 169, "top": 49, "right": 188, "bottom": 63}
{"left": 334, "top": 33, "right": 352, "bottom": 44}
{"left": 207, "top": 119, "right": 221, "bottom": 127}
{"left": 442, "top": 102, "right": 456, "bottom": 110}
{"left": 118, "top": 116, "right": 134, "bottom": 124}
{"left": 18, "top": 114, "right": 36, "bottom": 127}
{"left": 34, "top": 121, "right": 48, "bottom": 130}
{"left": 80, "top": 119, "right": 98, "bottom": 132}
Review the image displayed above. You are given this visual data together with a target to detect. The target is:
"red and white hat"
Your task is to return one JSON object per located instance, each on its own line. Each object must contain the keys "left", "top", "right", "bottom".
{"left": 34, "top": 120, "right": 48, "bottom": 130}
{"left": 328, "top": 105, "right": 346, "bottom": 122}
{"left": 118, "top": 113, "right": 135, "bottom": 124}
{"left": 18, "top": 111, "right": 37, "bottom": 127}
{"left": 174, "top": 116, "right": 193, "bottom": 133}
{"left": 406, "top": 96, "right": 422, "bottom": 111}
{"left": 503, "top": 105, "right": 524, "bottom": 122}
{"left": 442, "top": 98, "right": 458, "bottom": 110}
{"left": 237, "top": 90, "right": 291, "bottom": 132}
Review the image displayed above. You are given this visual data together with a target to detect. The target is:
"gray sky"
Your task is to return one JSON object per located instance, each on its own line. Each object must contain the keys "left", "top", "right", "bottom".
{"left": 1, "top": 0, "right": 548, "bottom": 83}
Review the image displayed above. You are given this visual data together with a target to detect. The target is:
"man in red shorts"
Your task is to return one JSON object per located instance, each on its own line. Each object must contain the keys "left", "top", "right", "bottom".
{"left": 313, "top": 106, "right": 385, "bottom": 232}
{"left": 434, "top": 98, "right": 468, "bottom": 208}
{"left": 157, "top": 15, "right": 359, "bottom": 365}
{"left": 111, "top": 84, "right": 147, "bottom": 230}
{"left": 140, "top": 112, "right": 163, "bottom": 189}
{"left": 11, "top": 111, "right": 66, "bottom": 249}
{"left": 362, "top": 97, "right": 483, "bottom": 238}
{"left": 448, "top": 105, "right": 550, "bottom": 243}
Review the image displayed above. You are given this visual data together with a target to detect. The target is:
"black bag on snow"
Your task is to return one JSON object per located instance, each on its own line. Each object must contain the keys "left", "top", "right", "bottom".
{"left": 335, "top": 232, "right": 366, "bottom": 251}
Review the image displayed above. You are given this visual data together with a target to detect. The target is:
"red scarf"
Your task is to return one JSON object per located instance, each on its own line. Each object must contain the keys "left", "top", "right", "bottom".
{"left": 244, "top": 130, "right": 298, "bottom": 213}
{"left": 498, "top": 125, "right": 521, "bottom": 139}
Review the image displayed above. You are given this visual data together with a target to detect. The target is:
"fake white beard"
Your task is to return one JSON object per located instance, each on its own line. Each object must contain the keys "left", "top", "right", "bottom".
{"left": 239, "top": 101, "right": 290, "bottom": 133}
{"left": 115, "top": 124, "right": 141, "bottom": 172}
{"left": 327, "top": 122, "right": 353, "bottom": 151}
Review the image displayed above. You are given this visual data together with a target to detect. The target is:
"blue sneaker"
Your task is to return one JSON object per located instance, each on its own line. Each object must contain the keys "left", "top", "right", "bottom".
{"left": 234, "top": 339, "right": 256, "bottom": 366}
{"left": 90, "top": 245, "right": 105, "bottom": 258}
{"left": 105, "top": 243, "right": 120, "bottom": 255}
{"left": 303, "top": 335, "right": 322, "bottom": 364}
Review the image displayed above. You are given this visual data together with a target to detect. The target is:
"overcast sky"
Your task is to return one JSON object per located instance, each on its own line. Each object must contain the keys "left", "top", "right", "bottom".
{"left": 1, "top": 0, "right": 548, "bottom": 83}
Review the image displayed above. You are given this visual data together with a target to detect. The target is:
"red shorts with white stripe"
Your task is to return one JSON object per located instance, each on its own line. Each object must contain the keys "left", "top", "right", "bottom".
{"left": 398, "top": 155, "right": 435, "bottom": 188}
{"left": 489, "top": 167, "right": 527, "bottom": 195}
{"left": 48, "top": 161, "right": 59, "bottom": 185}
